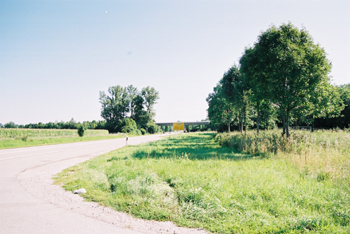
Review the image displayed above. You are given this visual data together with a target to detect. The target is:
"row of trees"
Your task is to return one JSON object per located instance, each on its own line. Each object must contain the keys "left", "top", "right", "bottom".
{"left": 0, "top": 119, "right": 107, "bottom": 130}
{"left": 207, "top": 23, "right": 349, "bottom": 137}
{"left": 99, "top": 85, "right": 160, "bottom": 134}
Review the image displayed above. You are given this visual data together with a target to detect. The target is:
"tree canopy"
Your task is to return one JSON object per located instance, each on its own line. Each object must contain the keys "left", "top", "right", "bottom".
{"left": 99, "top": 85, "right": 160, "bottom": 133}
{"left": 208, "top": 23, "right": 346, "bottom": 136}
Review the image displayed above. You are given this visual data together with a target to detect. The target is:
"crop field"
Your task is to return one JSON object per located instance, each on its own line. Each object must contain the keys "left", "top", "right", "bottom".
{"left": 55, "top": 132, "right": 350, "bottom": 233}
{"left": 0, "top": 128, "right": 120, "bottom": 149}
{"left": 0, "top": 128, "right": 109, "bottom": 139}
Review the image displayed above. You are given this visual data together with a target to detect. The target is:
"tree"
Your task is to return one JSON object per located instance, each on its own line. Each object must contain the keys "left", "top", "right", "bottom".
{"left": 207, "top": 84, "right": 236, "bottom": 132}
{"left": 244, "top": 23, "right": 333, "bottom": 137}
{"left": 99, "top": 86, "right": 129, "bottom": 132}
{"left": 131, "top": 94, "right": 151, "bottom": 130}
{"left": 240, "top": 46, "right": 270, "bottom": 134}
{"left": 126, "top": 85, "right": 138, "bottom": 117}
{"left": 220, "top": 65, "right": 250, "bottom": 133}
{"left": 141, "top": 86, "right": 159, "bottom": 116}
{"left": 4, "top": 121, "right": 17, "bottom": 128}
{"left": 314, "top": 83, "right": 350, "bottom": 128}
{"left": 100, "top": 85, "right": 160, "bottom": 133}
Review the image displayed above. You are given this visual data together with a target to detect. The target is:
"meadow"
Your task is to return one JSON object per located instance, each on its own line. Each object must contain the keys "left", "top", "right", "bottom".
{"left": 0, "top": 128, "right": 123, "bottom": 149}
{"left": 55, "top": 132, "right": 350, "bottom": 233}
{"left": 215, "top": 129, "right": 350, "bottom": 184}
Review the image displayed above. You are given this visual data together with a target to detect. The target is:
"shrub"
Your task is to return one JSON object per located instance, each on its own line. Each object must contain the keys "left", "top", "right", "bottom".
{"left": 77, "top": 125, "right": 86, "bottom": 137}
{"left": 140, "top": 128, "right": 146, "bottom": 135}
{"left": 148, "top": 123, "right": 158, "bottom": 134}
{"left": 121, "top": 118, "right": 139, "bottom": 135}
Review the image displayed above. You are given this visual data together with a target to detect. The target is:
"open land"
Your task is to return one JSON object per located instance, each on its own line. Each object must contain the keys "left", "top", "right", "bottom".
{"left": 0, "top": 128, "right": 129, "bottom": 149}
{"left": 55, "top": 131, "right": 350, "bottom": 233}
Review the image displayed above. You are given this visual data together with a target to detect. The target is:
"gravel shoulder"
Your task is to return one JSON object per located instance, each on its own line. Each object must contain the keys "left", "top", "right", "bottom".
{"left": 17, "top": 149, "right": 209, "bottom": 234}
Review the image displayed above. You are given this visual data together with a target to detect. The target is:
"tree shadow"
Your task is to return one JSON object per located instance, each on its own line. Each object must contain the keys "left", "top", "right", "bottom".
{"left": 129, "top": 134, "right": 264, "bottom": 161}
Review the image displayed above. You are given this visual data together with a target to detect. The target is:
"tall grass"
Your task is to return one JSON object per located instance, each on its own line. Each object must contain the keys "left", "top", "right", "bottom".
{"left": 55, "top": 133, "right": 350, "bottom": 233}
{"left": 215, "top": 129, "right": 350, "bottom": 184}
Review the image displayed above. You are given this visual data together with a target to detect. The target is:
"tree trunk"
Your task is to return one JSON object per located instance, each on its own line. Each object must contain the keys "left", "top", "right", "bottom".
{"left": 286, "top": 111, "right": 290, "bottom": 138}
{"left": 228, "top": 121, "right": 230, "bottom": 133}
{"left": 282, "top": 115, "right": 286, "bottom": 137}
{"left": 256, "top": 102, "right": 260, "bottom": 135}
{"left": 239, "top": 111, "right": 243, "bottom": 134}
{"left": 244, "top": 104, "right": 247, "bottom": 136}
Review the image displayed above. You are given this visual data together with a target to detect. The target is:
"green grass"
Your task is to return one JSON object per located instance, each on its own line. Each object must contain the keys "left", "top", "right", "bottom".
{"left": 55, "top": 133, "right": 350, "bottom": 233}
{"left": 216, "top": 129, "right": 350, "bottom": 183}
{"left": 0, "top": 128, "right": 109, "bottom": 139}
{"left": 0, "top": 133, "right": 125, "bottom": 149}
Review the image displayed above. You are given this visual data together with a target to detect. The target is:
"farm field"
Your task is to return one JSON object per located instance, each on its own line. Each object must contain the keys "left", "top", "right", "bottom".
{"left": 55, "top": 132, "right": 350, "bottom": 233}
{"left": 0, "top": 128, "right": 124, "bottom": 149}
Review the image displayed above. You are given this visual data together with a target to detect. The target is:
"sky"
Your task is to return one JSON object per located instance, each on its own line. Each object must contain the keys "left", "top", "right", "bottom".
{"left": 1, "top": 0, "right": 349, "bottom": 125}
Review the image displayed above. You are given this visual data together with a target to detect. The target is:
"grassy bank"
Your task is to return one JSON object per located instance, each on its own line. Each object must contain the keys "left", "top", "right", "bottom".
{"left": 55, "top": 132, "right": 350, "bottom": 233}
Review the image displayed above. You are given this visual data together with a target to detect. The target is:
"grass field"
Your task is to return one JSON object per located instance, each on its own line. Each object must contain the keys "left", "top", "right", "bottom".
{"left": 216, "top": 129, "right": 350, "bottom": 183}
{"left": 0, "top": 128, "right": 123, "bottom": 149}
{"left": 55, "top": 132, "right": 350, "bottom": 233}
{"left": 0, "top": 128, "right": 109, "bottom": 139}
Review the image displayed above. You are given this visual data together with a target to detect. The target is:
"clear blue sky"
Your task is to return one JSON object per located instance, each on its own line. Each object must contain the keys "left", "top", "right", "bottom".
{"left": 1, "top": 0, "right": 349, "bottom": 125}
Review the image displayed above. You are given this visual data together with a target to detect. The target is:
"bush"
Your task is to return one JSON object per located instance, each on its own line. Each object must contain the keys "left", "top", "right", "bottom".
{"left": 121, "top": 118, "right": 141, "bottom": 135}
{"left": 148, "top": 123, "right": 159, "bottom": 134}
{"left": 140, "top": 128, "right": 146, "bottom": 135}
{"left": 77, "top": 125, "right": 86, "bottom": 137}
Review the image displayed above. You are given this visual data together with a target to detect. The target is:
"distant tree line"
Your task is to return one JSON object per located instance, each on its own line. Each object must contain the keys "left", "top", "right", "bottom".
{"left": 207, "top": 23, "right": 349, "bottom": 137}
{"left": 0, "top": 119, "right": 106, "bottom": 130}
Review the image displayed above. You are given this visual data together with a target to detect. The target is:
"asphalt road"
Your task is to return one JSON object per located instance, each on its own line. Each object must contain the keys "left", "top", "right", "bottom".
{"left": 0, "top": 134, "right": 173, "bottom": 234}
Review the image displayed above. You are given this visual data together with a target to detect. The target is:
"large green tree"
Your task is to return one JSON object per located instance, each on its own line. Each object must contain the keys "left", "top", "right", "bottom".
{"left": 99, "top": 86, "right": 129, "bottom": 132}
{"left": 240, "top": 46, "right": 270, "bottom": 134}
{"left": 131, "top": 94, "right": 152, "bottom": 130}
{"left": 100, "top": 85, "right": 160, "bottom": 133}
{"left": 243, "top": 23, "right": 333, "bottom": 137}
{"left": 220, "top": 65, "right": 250, "bottom": 133}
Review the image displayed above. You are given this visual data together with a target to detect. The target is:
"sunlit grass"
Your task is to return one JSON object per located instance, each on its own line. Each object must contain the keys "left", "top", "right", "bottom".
{"left": 0, "top": 133, "right": 125, "bottom": 149}
{"left": 216, "top": 129, "right": 350, "bottom": 184}
{"left": 0, "top": 128, "right": 109, "bottom": 139}
{"left": 55, "top": 133, "right": 350, "bottom": 233}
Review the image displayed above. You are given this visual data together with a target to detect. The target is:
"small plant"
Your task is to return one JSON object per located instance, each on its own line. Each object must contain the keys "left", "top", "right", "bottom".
{"left": 77, "top": 125, "right": 86, "bottom": 137}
